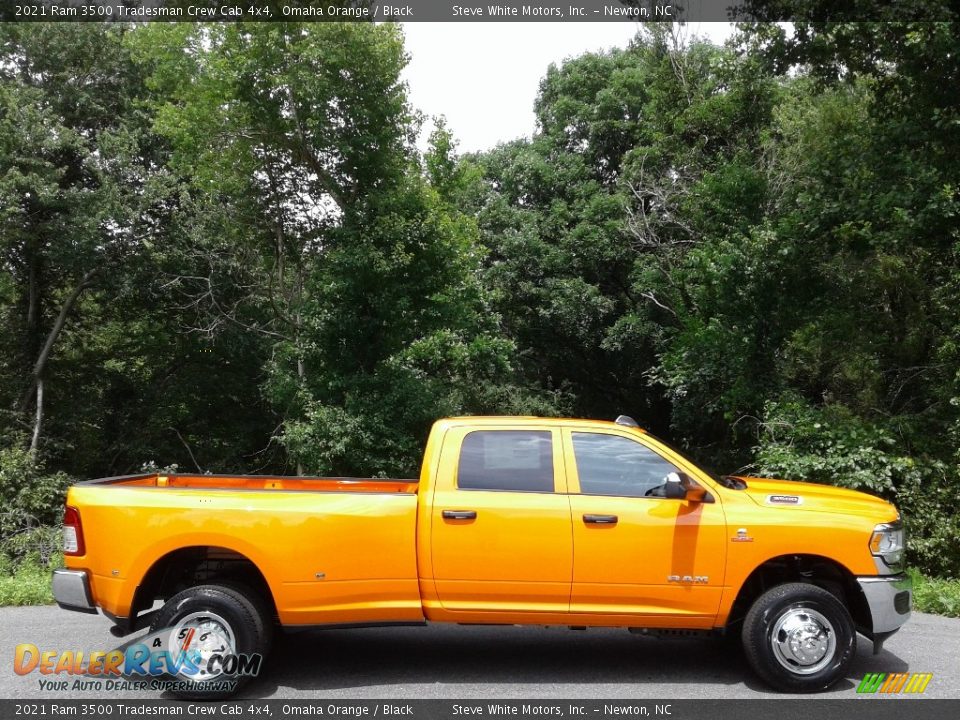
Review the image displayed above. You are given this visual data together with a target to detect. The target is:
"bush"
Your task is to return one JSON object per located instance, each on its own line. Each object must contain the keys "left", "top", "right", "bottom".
{"left": 0, "top": 522, "right": 62, "bottom": 570}
{"left": 896, "top": 473, "right": 960, "bottom": 579}
{"left": 754, "top": 396, "right": 960, "bottom": 578}
{"left": 0, "top": 448, "right": 69, "bottom": 605}
{"left": 0, "top": 447, "right": 71, "bottom": 532}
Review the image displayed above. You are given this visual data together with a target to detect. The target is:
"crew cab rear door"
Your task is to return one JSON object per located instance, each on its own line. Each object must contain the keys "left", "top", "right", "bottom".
{"left": 429, "top": 424, "right": 572, "bottom": 613}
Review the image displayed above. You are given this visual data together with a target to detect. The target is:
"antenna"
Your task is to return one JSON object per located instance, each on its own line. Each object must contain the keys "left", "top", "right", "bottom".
{"left": 615, "top": 415, "right": 639, "bottom": 428}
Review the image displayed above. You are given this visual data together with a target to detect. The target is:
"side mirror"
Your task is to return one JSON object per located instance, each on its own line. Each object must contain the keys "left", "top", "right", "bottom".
{"left": 665, "top": 472, "right": 711, "bottom": 502}
{"left": 664, "top": 472, "right": 687, "bottom": 499}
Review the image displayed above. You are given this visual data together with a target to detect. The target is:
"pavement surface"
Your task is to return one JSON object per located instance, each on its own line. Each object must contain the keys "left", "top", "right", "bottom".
{"left": 1, "top": 605, "right": 958, "bottom": 700}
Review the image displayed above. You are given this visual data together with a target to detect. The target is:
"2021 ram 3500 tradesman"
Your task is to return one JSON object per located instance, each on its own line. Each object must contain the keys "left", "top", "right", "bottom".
{"left": 53, "top": 415, "right": 911, "bottom": 697}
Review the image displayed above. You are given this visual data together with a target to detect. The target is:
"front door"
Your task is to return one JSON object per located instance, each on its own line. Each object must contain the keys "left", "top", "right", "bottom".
{"left": 565, "top": 428, "right": 727, "bottom": 623}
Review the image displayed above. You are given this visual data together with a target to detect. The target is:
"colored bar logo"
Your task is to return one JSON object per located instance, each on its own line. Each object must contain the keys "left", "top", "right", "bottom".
{"left": 857, "top": 672, "right": 933, "bottom": 694}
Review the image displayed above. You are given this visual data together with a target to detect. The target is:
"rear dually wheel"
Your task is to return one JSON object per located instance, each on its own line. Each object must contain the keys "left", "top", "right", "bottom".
{"left": 149, "top": 583, "right": 272, "bottom": 700}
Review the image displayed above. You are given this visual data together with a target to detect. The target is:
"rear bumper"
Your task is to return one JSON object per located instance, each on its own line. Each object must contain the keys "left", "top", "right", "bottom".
{"left": 52, "top": 569, "right": 98, "bottom": 614}
{"left": 857, "top": 573, "right": 911, "bottom": 635}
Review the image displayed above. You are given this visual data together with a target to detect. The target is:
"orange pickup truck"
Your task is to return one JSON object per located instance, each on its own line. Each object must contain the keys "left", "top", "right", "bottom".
{"left": 53, "top": 415, "right": 910, "bottom": 696}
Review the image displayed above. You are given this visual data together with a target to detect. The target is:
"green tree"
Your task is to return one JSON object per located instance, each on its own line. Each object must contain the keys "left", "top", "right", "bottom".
{"left": 134, "top": 23, "right": 554, "bottom": 477}
{"left": 1, "top": 24, "right": 281, "bottom": 479}
{"left": 0, "top": 24, "right": 158, "bottom": 454}
{"left": 468, "top": 27, "right": 780, "bottom": 465}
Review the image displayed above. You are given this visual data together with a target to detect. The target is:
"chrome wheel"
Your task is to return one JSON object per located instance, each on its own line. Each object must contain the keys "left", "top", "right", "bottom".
{"left": 151, "top": 584, "right": 272, "bottom": 700}
{"left": 769, "top": 606, "right": 837, "bottom": 675}
{"left": 169, "top": 610, "right": 236, "bottom": 679}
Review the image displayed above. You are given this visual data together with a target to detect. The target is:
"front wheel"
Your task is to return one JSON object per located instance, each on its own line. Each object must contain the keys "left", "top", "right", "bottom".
{"left": 149, "top": 584, "right": 272, "bottom": 700}
{"left": 742, "top": 582, "right": 855, "bottom": 693}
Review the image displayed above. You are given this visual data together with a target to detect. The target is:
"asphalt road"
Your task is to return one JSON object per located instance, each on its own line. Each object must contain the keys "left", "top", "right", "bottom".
{"left": 1, "top": 605, "right": 958, "bottom": 700}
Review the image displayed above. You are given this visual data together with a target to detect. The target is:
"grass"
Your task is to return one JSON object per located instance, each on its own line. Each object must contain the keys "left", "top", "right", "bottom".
{"left": 909, "top": 568, "right": 960, "bottom": 618}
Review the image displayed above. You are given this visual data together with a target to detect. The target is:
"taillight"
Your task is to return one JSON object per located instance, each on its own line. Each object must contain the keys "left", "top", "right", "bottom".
{"left": 63, "top": 506, "right": 85, "bottom": 556}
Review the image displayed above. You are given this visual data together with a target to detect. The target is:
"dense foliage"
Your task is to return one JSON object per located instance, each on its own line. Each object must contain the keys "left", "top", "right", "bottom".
{"left": 1, "top": 22, "right": 957, "bottom": 576}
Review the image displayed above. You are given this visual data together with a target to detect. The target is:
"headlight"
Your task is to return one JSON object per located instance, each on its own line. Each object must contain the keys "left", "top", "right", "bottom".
{"left": 869, "top": 521, "right": 904, "bottom": 568}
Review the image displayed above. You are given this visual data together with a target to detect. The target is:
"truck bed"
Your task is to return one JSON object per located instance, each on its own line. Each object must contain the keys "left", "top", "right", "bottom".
{"left": 67, "top": 471, "right": 424, "bottom": 626}
{"left": 82, "top": 472, "right": 418, "bottom": 493}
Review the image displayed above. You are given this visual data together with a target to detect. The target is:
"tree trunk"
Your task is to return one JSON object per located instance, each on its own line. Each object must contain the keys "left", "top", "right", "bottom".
{"left": 17, "top": 252, "right": 41, "bottom": 411}
{"left": 26, "top": 258, "right": 38, "bottom": 339}
{"left": 30, "top": 377, "right": 43, "bottom": 453}
{"left": 23, "top": 268, "right": 98, "bottom": 452}
{"left": 295, "top": 333, "right": 306, "bottom": 477}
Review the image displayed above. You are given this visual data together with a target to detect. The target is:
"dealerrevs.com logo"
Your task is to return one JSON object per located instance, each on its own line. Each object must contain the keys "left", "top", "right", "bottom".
{"left": 13, "top": 624, "right": 262, "bottom": 694}
{"left": 856, "top": 672, "right": 933, "bottom": 694}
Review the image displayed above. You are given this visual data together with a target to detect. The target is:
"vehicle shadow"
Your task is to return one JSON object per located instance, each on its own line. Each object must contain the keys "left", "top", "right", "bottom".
{"left": 224, "top": 624, "right": 910, "bottom": 699}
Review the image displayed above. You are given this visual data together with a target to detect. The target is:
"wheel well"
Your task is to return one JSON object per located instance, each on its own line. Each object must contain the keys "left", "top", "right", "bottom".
{"left": 726, "top": 554, "right": 871, "bottom": 634}
{"left": 131, "top": 546, "right": 278, "bottom": 624}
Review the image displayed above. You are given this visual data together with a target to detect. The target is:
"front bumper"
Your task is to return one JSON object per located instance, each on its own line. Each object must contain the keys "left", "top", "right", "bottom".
{"left": 52, "top": 569, "right": 98, "bottom": 614}
{"left": 857, "top": 573, "right": 911, "bottom": 638}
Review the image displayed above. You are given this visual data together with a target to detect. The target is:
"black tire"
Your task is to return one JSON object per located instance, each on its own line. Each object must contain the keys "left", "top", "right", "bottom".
{"left": 742, "top": 582, "right": 855, "bottom": 693}
{"left": 149, "top": 584, "right": 273, "bottom": 700}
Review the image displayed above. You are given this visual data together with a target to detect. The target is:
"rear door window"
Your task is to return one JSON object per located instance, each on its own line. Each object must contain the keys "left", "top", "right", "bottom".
{"left": 457, "top": 431, "right": 554, "bottom": 493}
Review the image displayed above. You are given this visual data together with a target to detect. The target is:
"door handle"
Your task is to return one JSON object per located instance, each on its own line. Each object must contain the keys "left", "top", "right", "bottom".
{"left": 442, "top": 510, "right": 478, "bottom": 520}
{"left": 583, "top": 514, "right": 618, "bottom": 525}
